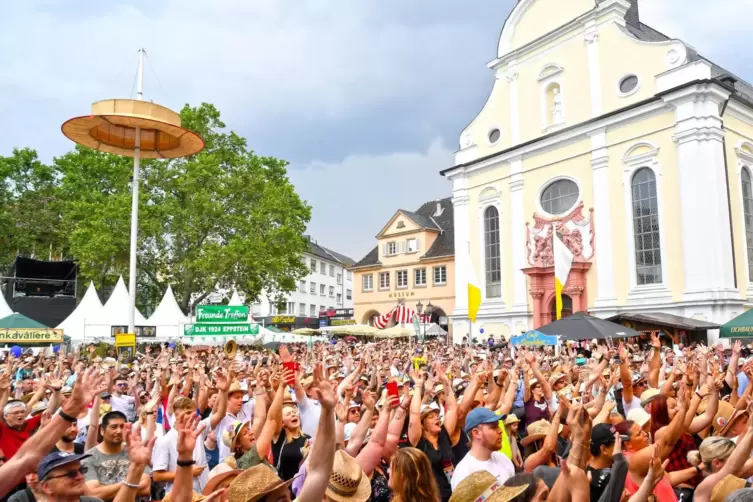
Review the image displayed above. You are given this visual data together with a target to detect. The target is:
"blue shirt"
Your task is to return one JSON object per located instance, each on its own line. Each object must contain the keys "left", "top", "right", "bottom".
{"left": 513, "top": 379, "right": 525, "bottom": 408}
{"left": 738, "top": 371, "right": 749, "bottom": 397}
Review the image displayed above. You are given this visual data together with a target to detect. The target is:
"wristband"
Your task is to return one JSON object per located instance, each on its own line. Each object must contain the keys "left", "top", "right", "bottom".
{"left": 177, "top": 459, "right": 196, "bottom": 467}
{"left": 122, "top": 481, "right": 140, "bottom": 489}
{"left": 58, "top": 410, "right": 77, "bottom": 423}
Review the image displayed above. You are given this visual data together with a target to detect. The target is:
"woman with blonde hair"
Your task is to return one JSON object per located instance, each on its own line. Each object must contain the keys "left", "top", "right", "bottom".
{"left": 388, "top": 447, "right": 441, "bottom": 502}
{"left": 272, "top": 373, "right": 311, "bottom": 481}
{"left": 687, "top": 436, "right": 736, "bottom": 475}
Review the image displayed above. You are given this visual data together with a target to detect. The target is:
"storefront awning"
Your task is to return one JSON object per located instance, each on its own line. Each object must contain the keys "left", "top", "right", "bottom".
{"left": 607, "top": 312, "right": 720, "bottom": 331}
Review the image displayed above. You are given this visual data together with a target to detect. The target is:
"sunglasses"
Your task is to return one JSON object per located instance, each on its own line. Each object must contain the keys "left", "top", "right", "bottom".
{"left": 45, "top": 466, "right": 88, "bottom": 481}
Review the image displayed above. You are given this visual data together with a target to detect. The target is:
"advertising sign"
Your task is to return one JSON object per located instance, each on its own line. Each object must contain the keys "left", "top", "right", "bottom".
{"left": 184, "top": 324, "right": 260, "bottom": 336}
{"left": 0, "top": 328, "right": 64, "bottom": 344}
{"left": 196, "top": 306, "right": 249, "bottom": 323}
{"left": 111, "top": 326, "right": 156, "bottom": 337}
{"left": 510, "top": 330, "right": 558, "bottom": 346}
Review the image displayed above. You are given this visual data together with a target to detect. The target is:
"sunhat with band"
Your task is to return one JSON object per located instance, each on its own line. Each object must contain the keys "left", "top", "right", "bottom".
{"left": 521, "top": 419, "right": 562, "bottom": 447}
{"left": 449, "top": 471, "right": 528, "bottom": 502}
{"left": 222, "top": 420, "right": 250, "bottom": 450}
{"left": 227, "top": 464, "right": 299, "bottom": 502}
{"left": 202, "top": 463, "right": 244, "bottom": 496}
{"left": 324, "top": 450, "right": 371, "bottom": 502}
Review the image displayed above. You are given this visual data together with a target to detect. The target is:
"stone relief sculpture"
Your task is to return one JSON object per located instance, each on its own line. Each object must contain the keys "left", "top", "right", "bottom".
{"left": 525, "top": 202, "right": 595, "bottom": 267}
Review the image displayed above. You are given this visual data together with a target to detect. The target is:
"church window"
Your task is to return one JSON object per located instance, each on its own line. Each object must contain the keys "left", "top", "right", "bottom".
{"left": 540, "top": 179, "right": 578, "bottom": 216}
{"left": 742, "top": 167, "right": 753, "bottom": 281}
{"left": 619, "top": 75, "right": 639, "bottom": 95}
{"left": 632, "top": 168, "right": 662, "bottom": 285}
{"left": 484, "top": 206, "right": 502, "bottom": 298}
{"left": 488, "top": 128, "right": 501, "bottom": 144}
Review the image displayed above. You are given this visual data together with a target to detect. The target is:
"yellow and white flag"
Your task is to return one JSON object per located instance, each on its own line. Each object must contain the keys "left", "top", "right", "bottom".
{"left": 553, "top": 231, "right": 573, "bottom": 320}
{"left": 467, "top": 257, "right": 482, "bottom": 323}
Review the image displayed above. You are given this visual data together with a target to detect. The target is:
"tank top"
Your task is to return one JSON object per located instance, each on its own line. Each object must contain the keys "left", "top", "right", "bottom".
{"left": 623, "top": 452, "right": 678, "bottom": 502}
{"left": 524, "top": 397, "right": 549, "bottom": 426}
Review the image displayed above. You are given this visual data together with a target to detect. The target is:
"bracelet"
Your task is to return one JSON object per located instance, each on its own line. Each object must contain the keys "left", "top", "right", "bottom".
{"left": 58, "top": 410, "right": 77, "bottom": 423}
{"left": 122, "top": 481, "right": 140, "bottom": 489}
{"left": 177, "top": 459, "right": 196, "bottom": 467}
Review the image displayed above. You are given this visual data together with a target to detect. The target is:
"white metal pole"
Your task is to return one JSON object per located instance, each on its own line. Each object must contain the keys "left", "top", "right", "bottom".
{"left": 127, "top": 49, "right": 145, "bottom": 334}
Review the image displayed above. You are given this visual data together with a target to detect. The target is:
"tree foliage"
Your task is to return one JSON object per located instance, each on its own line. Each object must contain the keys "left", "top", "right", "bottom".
{"left": 0, "top": 103, "right": 311, "bottom": 315}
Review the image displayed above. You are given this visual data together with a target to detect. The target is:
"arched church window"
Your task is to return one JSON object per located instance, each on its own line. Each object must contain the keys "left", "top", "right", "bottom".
{"left": 632, "top": 168, "right": 662, "bottom": 285}
{"left": 541, "top": 179, "right": 578, "bottom": 216}
{"left": 484, "top": 206, "right": 502, "bottom": 298}
{"left": 742, "top": 167, "right": 753, "bottom": 281}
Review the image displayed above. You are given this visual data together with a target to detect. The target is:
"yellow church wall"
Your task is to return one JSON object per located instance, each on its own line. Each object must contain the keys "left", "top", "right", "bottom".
{"left": 464, "top": 79, "right": 512, "bottom": 158}
{"left": 509, "top": 0, "right": 594, "bottom": 52}
{"left": 604, "top": 120, "right": 684, "bottom": 302}
{"left": 598, "top": 26, "right": 673, "bottom": 114}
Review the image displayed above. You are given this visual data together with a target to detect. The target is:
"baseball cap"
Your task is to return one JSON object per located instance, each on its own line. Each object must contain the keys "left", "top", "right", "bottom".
{"left": 464, "top": 407, "right": 503, "bottom": 434}
{"left": 591, "top": 423, "right": 617, "bottom": 449}
{"left": 38, "top": 452, "right": 91, "bottom": 480}
{"left": 627, "top": 408, "right": 651, "bottom": 427}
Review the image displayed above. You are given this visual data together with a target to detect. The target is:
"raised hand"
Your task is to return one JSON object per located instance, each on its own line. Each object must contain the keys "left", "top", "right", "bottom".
{"left": 734, "top": 340, "right": 743, "bottom": 355}
{"left": 64, "top": 368, "right": 106, "bottom": 416}
{"left": 215, "top": 370, "right": 229, "bottom": 392}
{"left": 176, "top": 412, "right": 206, "bottom": 462}
{"left": 124, "top": 423, "right": 157, "bottom": 466}
{"left": 279, "top": 345, "right": 292, "bottom": 363}
{"left": 311, "top": 364, "right": 337, "bottom": 411}
{"left": 362, "top": 390, "right": 376, "bottom": 411}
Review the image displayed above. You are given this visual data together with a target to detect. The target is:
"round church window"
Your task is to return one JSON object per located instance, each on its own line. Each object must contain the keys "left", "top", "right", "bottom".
{"left": 540, "top": 179, "right": 579, "bottom": 215}
{"left": 619, "top": 75, "right": 639, "bottom": 95}
{"left": 488, "top": 128, "right": 501, "bottom": 144}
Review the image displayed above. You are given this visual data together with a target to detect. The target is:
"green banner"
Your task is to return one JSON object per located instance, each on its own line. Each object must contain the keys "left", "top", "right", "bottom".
{"left": 184, "top": 324, "right": 259, "bottom": 336}
{"left": 196, "top": 305, "right": 249, "bottom": 323}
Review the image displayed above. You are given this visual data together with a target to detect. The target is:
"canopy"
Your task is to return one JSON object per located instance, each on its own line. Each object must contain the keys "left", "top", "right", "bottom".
{"left": 147, "top": 285, "right": 189, "bottom": 339}
{"left": 720, "top": 309, "right": 753, "bottom": 338}
{"left": 537, "top": 312, "right": 639, "bottom": 340}
{"left": 292, "top": 328, "right": 319, "bottom": 335}
{"left": 510, "top": 330, "right": 558, "bottom": 346}
{"left": 56, "top": 281, "right": 103, "bottom": 341}
{"left": 330, "top": 324, "right": 378, "bottom": 336}
{"left": 86, "top": 276, "right": 147, "bottom": 338}
{"left": 376, "top": 326, "right": 412, "bottom": 338}
{"left": 228, "top": 290, "right": 244, "bottom": 306}
{"left": 0, "top": 313, "right": 48, "bottom": 329}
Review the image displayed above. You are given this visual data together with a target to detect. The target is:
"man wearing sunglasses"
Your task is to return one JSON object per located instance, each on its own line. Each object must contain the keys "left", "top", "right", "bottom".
{"left": 109, "top": 378, "right": 136, "bottom": 423}
{"left": 36, "top": 452, "right": 101, "bottom": 502}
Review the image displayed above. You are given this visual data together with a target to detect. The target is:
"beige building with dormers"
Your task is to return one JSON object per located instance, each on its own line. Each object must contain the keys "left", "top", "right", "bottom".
{"left": 443, "top": 0, "right": 753, "bottom": 343}
{"left": 351, "top": 198, "right": 455, "bottom": 335}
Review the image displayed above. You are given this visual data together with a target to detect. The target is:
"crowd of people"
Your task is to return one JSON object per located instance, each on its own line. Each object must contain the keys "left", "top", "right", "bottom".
{"left": 1, "top": 335, "right": 753, "bottom": 502}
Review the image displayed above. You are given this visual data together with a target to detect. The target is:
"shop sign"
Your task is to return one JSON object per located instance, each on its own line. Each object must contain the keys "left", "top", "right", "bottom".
{"left": 331, "top": 319, "right": 357, "bottom": 326}
{"left": 319, "top": 308, "right": 355, "bottom": 318}
{"left": 271, "top": 316, "right": 296, "bottom": 324}
{"left": 111, "top": 326, "right": 156, "bottom": 337}
{"left": 196, "top": 305, "right": 249, "bottom": 323}
{"left": 388, "top": 291, "right": 415, "bottom": 298}
{"left": 0, "top": 328, "right": 63, "bottom": 344}
{"left": 184, "top": 324, "right": 260, "bottom": 336}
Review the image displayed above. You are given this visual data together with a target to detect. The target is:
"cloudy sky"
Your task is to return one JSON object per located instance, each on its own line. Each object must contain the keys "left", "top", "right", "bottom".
{"left": 1, "top": 1, "right": 751, "bottom": 262}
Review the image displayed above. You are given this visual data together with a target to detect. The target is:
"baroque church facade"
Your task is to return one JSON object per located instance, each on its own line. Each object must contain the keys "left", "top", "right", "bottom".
{"left": 445, "top": 0, "right": 753, "bottom": 343}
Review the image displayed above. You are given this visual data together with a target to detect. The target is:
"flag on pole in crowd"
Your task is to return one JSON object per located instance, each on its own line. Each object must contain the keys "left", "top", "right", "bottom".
{"left": 553, "top": 229, "right": 574, "bottom": 320}
{"left": 467, "top": 256, "right": 482, "bottom": 323}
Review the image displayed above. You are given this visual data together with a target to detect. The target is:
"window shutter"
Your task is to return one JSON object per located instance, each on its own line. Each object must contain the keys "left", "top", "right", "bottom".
{"left": 382, "top": 244, "right": 387, "bottom": 256}
{"left": 400, "top": 240, "right": 406, "bottom": 253}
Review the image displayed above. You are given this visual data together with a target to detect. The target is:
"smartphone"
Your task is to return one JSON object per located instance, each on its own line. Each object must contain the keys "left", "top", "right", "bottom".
{"left": 386, "top": 381, "right": 399, "bottom": 399}
{"left": 283, "top": 361, "right": 297, "bottom": 385}
{"left": 620, "top": 434, "right": 630, "bottom": 442}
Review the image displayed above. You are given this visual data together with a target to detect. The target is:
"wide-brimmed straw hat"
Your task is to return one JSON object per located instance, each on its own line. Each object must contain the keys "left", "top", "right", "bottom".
{"left": 62, "top": 99, "right": 204, "bottom": 159}
{"left": 202, "top": 463, "right": 244, "bottom": 496}
{"left": 521, "top": 419, "right": 562, "bottom": 447}
{"left": 222, "top": 421, "right": 250, "bottom": 450}
{"left": 324, "top": 450, "right": 371, "bottom": 502}
{"left": 227, "top": 464, "right": 297, "bottom": 502}
{"left": 164, "top": 491, "right": 205, "bottom": 502}
{"left": 228, "top": 382, "right": 244, "bottom": 396}
{"left": 449, "top": 471, "right": 528, "bottom": 502}
{"left": 640, "top": 388, "right": 661, "bottom": 406}
{"left": 713, "top": 401, "right": 748, "bottom": 436}
{"left": 711, "top": 474, "right": 747, "bottom": 502}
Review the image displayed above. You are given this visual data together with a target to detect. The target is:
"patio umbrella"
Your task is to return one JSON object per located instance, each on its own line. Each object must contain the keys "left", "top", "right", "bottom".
{"left": 720, "top": 309, "right": 753, "bottom": 338}
{"left": 0, "top": 313, "right": 48, "bottom": 329}
{"left": 537, "top": 312, "right": 639, "bottom": 340}
{"left": 292, "top": 328, "right": 319, "bottom": 336}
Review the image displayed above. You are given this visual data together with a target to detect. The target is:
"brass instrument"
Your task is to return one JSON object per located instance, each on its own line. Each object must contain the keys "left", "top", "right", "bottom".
{"left": 224, "top": 339, "right": 238, "bottom": 359}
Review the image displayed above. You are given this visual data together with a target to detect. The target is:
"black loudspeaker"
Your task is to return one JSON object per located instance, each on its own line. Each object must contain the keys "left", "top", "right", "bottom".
{"left": 8, "top": 257, "right": 77, "bottom": 298}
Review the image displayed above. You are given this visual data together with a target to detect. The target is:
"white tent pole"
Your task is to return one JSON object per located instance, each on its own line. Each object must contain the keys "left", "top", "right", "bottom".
{"left": 127, "top": 49, "right": 145, "bottom": 334}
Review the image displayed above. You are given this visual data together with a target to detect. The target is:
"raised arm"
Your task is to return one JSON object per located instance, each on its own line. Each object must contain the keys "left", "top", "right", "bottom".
{"left": 85, "top": 394, "right": 102, "bottom": 452}
{"left": 113, "top": 424, "right": 156, "bottom": 502}
{"left": 257, "top": 371, "right": 289, "bottom": 461}
{"left": 208, "top": 370, "right": 229, "bottom": 430}
{"left": 438, "top": 367, "right": 458, "bottom": 436}
{"left": 356, "top": 395, "right": 394, "bottom": 474}
{"left": 618, "top": 343, "right": 634, "bottom": 404}
{"left": 647, "top": 333, "right": 662, "bottom": 389}
{"left": 407, "top": 370, "right": 424, "bottom": 447}
{"left": 527, "top": 352, "right": 552, "bottom": 402}
{"left": 345, "top": 391, "right": 375, "bottom": 457}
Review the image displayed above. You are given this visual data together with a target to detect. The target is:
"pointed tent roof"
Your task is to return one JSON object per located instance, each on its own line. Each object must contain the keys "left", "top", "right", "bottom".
{"left": 228, "top": 290, "right": 243, "bottom": 306}
{"left": 147, "top": 285, "right": 189, "bottom": 326}
{"left": 57, "top": 281, "right": 103, "bottom": 339}
{"left": 0, "top": 292, "right": 11, "bottom": 320}
{"left": 90, "top": 276, "right": 147, "bottom": 326}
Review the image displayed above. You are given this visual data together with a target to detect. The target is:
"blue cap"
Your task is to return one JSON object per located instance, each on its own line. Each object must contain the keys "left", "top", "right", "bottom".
{"left": 464, "top": 407, "right": 503, "bottom": 434}
{"left": 38, "top": 452, "right": 91, "bottom": 480}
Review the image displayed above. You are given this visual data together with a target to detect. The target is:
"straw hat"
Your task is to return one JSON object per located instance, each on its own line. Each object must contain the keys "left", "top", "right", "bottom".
{"left": 227, "top": 464, "right": 296, "bottom": 502}
{"left": 710, "top": 474, "right": 747, "bottom": 502}
{"left": 713, "top": 401, "right": 748, "bottom": 436}
{"left": 449, "top": 471, "right": 528, "bottom": 502}
{"left": 228, "top": 382, "right": 244, "bottom": 396}
{"left": 222, "top": 421, "right": 250, "bottom": 450}
{"left": 202, "top": 463, "right": 244, "bottom": 496}
{"left": 521, "top": 420, "right": 562, "bottom": 447}
{"left": 324, "top": 450, "right": 371, "bottom": 502}
{"left": 504, "top": 414, "right": 520, "bottom": 426}
{"left": 62, "top": 99, "right": 204, "bottom": 159}
{"left": 640, "top": 388, "right": 661, "bottom": 406}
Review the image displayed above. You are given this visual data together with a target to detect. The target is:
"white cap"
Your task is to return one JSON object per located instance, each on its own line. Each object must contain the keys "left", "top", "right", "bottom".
{"left": 627, "top": 407, "right": 651, "bottom": 427}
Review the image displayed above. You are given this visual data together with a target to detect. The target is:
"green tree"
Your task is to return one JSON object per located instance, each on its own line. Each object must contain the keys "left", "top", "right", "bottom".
{"left": 56, "top": 102, "right": 311, "bottom": 313}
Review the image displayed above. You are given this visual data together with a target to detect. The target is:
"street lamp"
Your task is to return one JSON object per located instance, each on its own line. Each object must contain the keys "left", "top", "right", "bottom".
{"left": 61, "top": 49, "right": 205, "bottom": 333}
{"left": 416, "top": 300, "right": 434, "bottom": 342}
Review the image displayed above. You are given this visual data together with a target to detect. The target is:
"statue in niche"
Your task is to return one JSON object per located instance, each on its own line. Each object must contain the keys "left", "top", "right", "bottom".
{"left": 552, "top": 87, "right": 563, "bottom": 124}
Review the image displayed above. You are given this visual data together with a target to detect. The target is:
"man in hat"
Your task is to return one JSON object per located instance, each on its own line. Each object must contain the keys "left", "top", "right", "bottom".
{"left": 36, "top": 451, "right": 101, "bottom": 502}
{"left": 451, "top": 408, "right": 514, "bottom": 490}
{"left": 216, "top": 376, "right": 255, "bottom": 462}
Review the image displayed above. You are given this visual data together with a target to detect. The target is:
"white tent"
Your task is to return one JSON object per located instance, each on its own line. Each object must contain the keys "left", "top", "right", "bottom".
{"left": 85, "top": 276, "right": 147, "bottom": 339}
{"left": 147, "top": 285, "right": 189, "bottom": 339}
{"left": 228, "top": 290, "right": 244, "bottom": 306}
{"left": 0, "top": 290, "right": 12, "bottom": 319}
{"left": 56, "top": 281, "right": 103, "bottom": 343}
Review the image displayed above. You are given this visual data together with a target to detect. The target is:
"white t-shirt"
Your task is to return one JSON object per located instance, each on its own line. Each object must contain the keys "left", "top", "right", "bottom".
{"left": 622, "top": 394, "right": 643, "bottom": 415}
{"left": 110, "top": 394, "right": 136, "bottom": 422}
{"left": 152, "top": 416, "right": 212, "bottom": 493}
{"left": 451, "top": 451, "right": 515, "bottom": 491}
